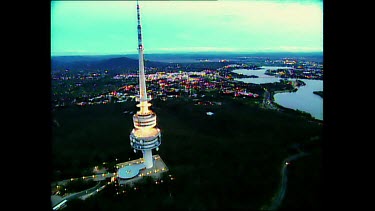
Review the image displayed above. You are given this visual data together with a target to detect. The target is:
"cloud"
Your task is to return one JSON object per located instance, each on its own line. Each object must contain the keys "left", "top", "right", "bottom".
{"left": 277, "top": 46, "right": 323, "bottom": 52}
{"left": 149, "top": 47, "right": 239, "bottom": 52}
{"left": 52, "top": 1, "right": 322, "bottom": 55}
{"left": 146, "top": 46, "right": 322, "bottom": 53}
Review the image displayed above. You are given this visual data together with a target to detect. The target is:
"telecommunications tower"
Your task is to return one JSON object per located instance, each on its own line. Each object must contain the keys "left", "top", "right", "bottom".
{"left": 129, "top": 0, "right": 162, "bottom": 169}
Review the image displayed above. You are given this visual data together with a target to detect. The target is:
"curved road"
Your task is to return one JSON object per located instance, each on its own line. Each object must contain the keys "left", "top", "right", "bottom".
{"left": 266, "top": 152, "right": 310, "bottom": 210}
{"left": 52, "top": 173, "right": 116, "bottom": 210}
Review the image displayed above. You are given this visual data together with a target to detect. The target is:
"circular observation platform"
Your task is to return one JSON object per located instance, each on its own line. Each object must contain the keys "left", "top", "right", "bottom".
{"left": 130, "top": 128, "right": 161, "bottom": 150}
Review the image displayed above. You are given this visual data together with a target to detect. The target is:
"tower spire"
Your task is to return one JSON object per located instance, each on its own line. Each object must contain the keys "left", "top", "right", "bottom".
{"left": 137, "top": 0, "right": 148, "bottom": 112}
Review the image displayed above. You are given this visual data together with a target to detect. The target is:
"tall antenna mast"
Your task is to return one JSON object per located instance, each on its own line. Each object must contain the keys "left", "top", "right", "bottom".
{"left": 129, "top": 0, "right": 162, "bottom": 169}
{"left": 117, "top": 1, "right": 168, "bottom": 182}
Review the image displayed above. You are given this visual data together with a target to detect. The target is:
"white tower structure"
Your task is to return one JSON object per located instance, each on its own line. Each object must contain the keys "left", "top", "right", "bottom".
{"left": 129, "top": 0, "right": 161, "bottom": 169}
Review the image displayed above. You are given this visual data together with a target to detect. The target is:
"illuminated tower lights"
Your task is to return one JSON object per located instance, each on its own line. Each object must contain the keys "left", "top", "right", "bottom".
{"left": 129, "top": 0, "right": 162, "bottom": 169}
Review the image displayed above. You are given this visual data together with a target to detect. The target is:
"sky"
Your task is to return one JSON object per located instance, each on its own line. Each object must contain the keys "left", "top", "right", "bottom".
{"left": 51, "top": 0, "right": 323, "bottom": 56}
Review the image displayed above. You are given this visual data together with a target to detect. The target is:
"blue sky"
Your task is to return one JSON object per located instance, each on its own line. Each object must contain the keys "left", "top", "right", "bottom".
{"left": 51, "top": 0, "right": 323, "bottom": 56}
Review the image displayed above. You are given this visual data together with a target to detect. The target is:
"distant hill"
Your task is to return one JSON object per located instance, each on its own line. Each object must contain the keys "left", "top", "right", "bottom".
{"left": 51, "top": 52, "right": 323, "bottom": 73}
{"left": 121, "top": 52, "right": 323, "bottom": 63}
{"left": 51, "top": 56, "right": 167, "bottom": 74}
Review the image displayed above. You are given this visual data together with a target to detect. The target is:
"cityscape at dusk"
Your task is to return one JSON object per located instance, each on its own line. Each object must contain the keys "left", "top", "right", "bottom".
{"left": 51, "top": 0, "right": 323, "bottom": 210}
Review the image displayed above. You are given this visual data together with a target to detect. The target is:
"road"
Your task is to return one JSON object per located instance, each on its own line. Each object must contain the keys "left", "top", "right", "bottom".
{"left": 52, "top": 181, "right": 112, "bottom": 210}
{"left": 52, "top": 173, "right": 116, "bottom": 210}
{"left": 52, "top": 172, "right": 116, "bottom": 187}
{"left": 266, "top": 152, "right": 310, "bottom": 210}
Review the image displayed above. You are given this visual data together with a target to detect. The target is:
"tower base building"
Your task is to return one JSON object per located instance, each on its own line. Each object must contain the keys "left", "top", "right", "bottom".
{"left": 116, "top": 155, "right": 168, "bottom": 185}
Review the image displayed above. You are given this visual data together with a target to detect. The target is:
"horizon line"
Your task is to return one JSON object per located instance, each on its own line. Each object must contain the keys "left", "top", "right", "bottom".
{"left": 51, "top": 51, "right": 323, "bottom": 57}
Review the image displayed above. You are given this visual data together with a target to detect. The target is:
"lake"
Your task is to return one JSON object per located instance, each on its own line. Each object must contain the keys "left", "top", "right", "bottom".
{"left": 233, "top": 66, "right": 323, "bottom": 120}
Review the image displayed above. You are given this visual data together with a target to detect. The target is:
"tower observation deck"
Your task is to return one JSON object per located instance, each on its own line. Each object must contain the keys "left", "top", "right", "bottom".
{"left": 129, "top": 0, "right": 161, "bottom": 169}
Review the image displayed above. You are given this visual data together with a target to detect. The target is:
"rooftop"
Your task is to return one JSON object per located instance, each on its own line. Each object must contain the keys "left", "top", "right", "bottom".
{"left": 116, "top": 155, "right": 168, "bottom": 185}
{"left": 117, "top": 163, "right": 146, "bottom": 179}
